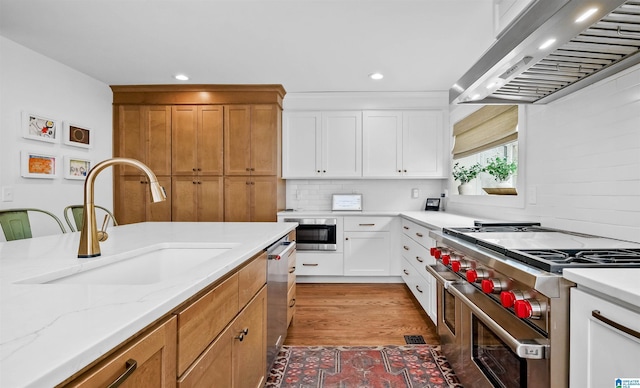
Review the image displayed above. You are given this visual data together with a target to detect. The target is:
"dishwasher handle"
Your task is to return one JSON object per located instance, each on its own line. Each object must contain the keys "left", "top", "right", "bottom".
{"left": 268, "top": 241, "right": 296, "bottom": 261}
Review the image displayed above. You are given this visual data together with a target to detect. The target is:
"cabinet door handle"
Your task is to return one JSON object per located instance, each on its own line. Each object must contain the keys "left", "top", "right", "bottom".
{"left": 345, "top": 237, "right": 349, "bottom": 240}
{"left": 415, "top": 285, "right": 423, "bottom": 293}
{"left": 302, "top": 263, "right": 318, "bottom": 267}
{"left": 416, "top": 233, "right": 424, "bottom": 237}
{"left": 403, "top": 269, "right": 410, "bottom": 275}
{"left": 107, "top": 358, "right": 137, "bottom": 388}
{"left": 359, "top": 223, "right": 375, "bottom": 226}
{"left": 403, "top": 226, "right": 409, "bottom": 230}
{"left": 592, "top": 310, "right": 640, "bottom": 340}
{"left": 289, "top": 298, "right": 296, "bottom": 308}
{"left": 416, "top": 256, "right": 424, "bottom": 263}
{"left": 403, "top": 245, "right": 410, "bottom": 251}
{"left": 289, "top": 266, "right": 296, "bottom": 273}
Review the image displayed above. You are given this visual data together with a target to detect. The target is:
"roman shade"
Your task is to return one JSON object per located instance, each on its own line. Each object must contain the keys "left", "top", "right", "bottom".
{"left": 452, "top": 105, "right": 518, "bottom": 159}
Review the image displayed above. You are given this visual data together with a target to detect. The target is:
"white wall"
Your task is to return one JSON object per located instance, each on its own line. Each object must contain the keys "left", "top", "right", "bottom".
{"left": 0, "top": 37, "right": 113, "bottom": 239}
{"left": 448, "top": 64, "right": 640, "bottom": 243}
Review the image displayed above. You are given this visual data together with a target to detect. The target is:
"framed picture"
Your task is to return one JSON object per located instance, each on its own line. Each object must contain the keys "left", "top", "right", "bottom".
{"left": 21, "top": 151, "right": 58, "bottom": 179}
{"left": 64, "top": 156, "right": 92, "bottom": 180}
{"left": 63, "top": 122, "right": 92, "bottom": 148}
{"left": 22, "top": 112, "right": 60, "bottom": 143}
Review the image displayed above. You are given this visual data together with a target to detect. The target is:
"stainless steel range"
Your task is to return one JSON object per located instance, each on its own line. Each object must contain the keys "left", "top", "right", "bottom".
{"left": 426, "top": 221, "right": 640, "bottom": 388}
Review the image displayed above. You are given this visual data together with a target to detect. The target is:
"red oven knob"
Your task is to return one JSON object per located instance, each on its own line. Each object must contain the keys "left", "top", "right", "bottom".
{"left": 500, "top": 290, "right": 529, "bottom": 308}
{"left": 433, "top": 249, "right": 442, "bottom": 259}
{"left": 430, "top": 247, "right": 437, "bottom": 256}
{"left": 451, "top": 260, "right": 467, "bottom": 273}
{"left": 466, "top": 269, "right": 488, "bottom": 283}
{"left": 514, "top": 299, "right": 543, "bottom": 319}
{"left": 441, "top": 254, "right": 451, "bottom": 266}
{"left": 481, "top": 279, "right": 504, "bottom": 294}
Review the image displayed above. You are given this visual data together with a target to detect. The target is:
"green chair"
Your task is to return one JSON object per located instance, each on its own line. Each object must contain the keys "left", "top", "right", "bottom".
{"left": 0, "top": 208, "right": 67, "bottom": 241}
{"left": 64, "top": 205, "right": 118, "bottom": 232}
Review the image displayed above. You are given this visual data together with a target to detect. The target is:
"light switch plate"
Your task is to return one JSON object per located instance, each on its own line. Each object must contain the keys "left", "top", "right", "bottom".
{"left": 411, "top": 188, "right": 419, "bottom": 198}
{"left": 2, "top": 187, "right": 15, "bottom": 202}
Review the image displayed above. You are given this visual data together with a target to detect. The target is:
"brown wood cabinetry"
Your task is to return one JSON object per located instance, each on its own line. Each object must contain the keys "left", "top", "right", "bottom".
{"left": 59, "top": 317, "right": 177, "bottom": 388}
{"left": 115, "top": 175, "right": 172, "bottom": 225}
{"left": 111, "top": 85, "right": 285, "bottom": 224}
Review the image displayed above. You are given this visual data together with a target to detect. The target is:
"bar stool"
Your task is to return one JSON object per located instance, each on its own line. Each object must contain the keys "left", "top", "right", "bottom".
{"left": 0, "top": 208, "right": 67, "bottom": 241}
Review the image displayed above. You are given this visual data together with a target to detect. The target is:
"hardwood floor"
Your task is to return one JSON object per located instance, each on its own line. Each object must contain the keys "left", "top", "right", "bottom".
{"left": 284, "top": 283, "right": 439, "bottom": 346}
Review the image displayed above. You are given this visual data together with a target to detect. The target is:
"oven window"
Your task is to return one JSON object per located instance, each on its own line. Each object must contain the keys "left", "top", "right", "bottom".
{"left": 296, "top": 225, "right": 336, "bottom": 245}
{"left": 443, "top": 288, "right": 455, "bottom": 334}
{"left": 472, "top": 316, "right": 527, "bottom": 388}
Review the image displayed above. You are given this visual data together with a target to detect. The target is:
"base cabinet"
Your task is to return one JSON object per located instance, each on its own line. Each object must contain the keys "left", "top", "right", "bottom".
{"left": 115, "top": 176, "right": 172, "bottom": 225}
{"left": 570, "top": 287, "right": 640, "bottom": 387}
{"left": 400, "top": 219, "right": 437, "bottom": 323}
{"left": 59, "top": 317, "right": 177, "bottom": 388}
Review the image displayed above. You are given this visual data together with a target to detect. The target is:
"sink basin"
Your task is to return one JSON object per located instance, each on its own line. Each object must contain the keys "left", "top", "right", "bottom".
{"left": 18, "top": 243, "right": 239, "bottom": 285}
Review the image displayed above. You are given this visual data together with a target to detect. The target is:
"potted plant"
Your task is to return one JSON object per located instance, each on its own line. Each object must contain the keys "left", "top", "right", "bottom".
{"left": 483, "top": 156, "right": 517, "bottom": 187}
{"left": 452, "top": 162, "right": 482, "bottom": 195}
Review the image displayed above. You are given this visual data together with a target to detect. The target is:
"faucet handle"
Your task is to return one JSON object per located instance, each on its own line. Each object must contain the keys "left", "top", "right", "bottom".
{"left": 97, "top": 214, "right": 112, "bottom": 242}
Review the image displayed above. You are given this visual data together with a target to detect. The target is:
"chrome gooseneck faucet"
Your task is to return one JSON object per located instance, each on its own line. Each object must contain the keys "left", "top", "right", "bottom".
{"left": 78, "top": 157, "right": 166, "bottom": 258}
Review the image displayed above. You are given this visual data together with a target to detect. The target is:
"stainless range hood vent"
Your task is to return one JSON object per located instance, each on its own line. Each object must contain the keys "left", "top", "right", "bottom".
{"left": 450, "top": 0, "right": 640, "bottom": 104}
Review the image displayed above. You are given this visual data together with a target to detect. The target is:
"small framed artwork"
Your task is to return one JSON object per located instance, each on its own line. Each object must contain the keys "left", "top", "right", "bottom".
{"left": 63, "top": 122, "right": 92, "bottom": 148}
{"left": 22, "top": 111, "right": 60, "bottom": 143}
{"left": 21, "top": 150, "right": 58, "bottom": 179}
{"left": 64, "top": 156, "right": 92, "bottom": 180}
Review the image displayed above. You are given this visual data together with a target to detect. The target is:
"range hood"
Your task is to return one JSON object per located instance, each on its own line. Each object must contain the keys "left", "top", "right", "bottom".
{"left": 450, "top": 0, "right": 640, "bottom": 104}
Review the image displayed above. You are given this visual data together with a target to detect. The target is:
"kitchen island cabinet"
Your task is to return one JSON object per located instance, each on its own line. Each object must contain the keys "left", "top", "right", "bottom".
{"left": 0, "top": 221, "right": 296, "bottom": 387}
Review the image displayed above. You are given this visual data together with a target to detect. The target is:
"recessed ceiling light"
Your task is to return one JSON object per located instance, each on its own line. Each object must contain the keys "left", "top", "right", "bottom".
{"left": 174, "top": 74, "right": 189, "bottom": 81}
{"left": 369, "top": 72, "right": 384, "bottom": 80}
{"left": 576, "top": 8, "right": 598, "bottom": 23}
{"left": 538, "top": 38, "right": 556, "bottom": 50}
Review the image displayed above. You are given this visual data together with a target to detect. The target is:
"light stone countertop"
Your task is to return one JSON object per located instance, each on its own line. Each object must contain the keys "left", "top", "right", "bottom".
{"left": 0, "top": 221, "right": 297, "bottom": 388}
{"left": 563, "top": 268, "right": 640, "bottom": 311}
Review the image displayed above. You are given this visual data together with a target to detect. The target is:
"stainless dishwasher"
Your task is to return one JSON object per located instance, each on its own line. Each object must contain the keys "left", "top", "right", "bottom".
{"left": 265, "top": 236, "right": 296, "bottom": 375}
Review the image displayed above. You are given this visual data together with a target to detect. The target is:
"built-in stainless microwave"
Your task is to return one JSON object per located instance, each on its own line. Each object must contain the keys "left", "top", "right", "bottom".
{"left": 283, "top": 218, "right": 337, "bottom": 251}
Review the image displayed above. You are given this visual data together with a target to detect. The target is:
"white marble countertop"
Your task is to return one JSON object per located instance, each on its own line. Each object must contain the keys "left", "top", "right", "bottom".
{"left": 563, "top": 268, "right": 640, "bottom": 311}
{"left": 0, "top": 221, "right": 297, "bottom": 388}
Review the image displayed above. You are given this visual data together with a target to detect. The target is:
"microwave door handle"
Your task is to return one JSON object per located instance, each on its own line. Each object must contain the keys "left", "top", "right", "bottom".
{"left": 448, "top": 283, "right": 549, "bottom": 360}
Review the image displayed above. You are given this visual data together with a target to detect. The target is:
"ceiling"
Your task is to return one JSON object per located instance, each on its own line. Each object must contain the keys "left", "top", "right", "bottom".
{"left": 0, "top": 0, "right": 496, "bottom": 94}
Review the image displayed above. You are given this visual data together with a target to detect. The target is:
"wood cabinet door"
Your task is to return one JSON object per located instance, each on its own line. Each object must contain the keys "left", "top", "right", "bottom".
{"left": 251, "top": 176, "right": 277, "bottom": 222}
{"left": 282, "top": 112, "right": 321, "bottom": 178}
{"left": 148, "top": 176, "right": 172, "bottom": 222}
{"left": 62, "top": 317, "right": 177, "bottom": 388}
{"left": 321, "top": 111, "right": 362, "bottom": 177}
{"left": 224, "top": 176, "right": 251, "bottom": 222}
{"left": 115, "top": 105, "right": 171, "bottom": 176}
{"left": 172, "top": 176, "right": 223, "bottom": 222}
{"left": 172, "top": 106, "right": 198, "bottom": 176}
{"left": 402, "top": 110, "right": 443, "bottom": 177}
{"left": 233, "top": 287, "right": 267, "bottom": 388}
{"left": 224, "top": 105, "right": 252, "bottom": 176}
{"left": 362, "top": 111, "right": 403, "bottom": 177}
{"left": 177, "top": 323, "right": 233, "bottom": 388}
{"left": 198, "top": 106, "right": 224, "bottom": 176}
{"left": 250, "top": 105, "right": 278, "bottom": 176}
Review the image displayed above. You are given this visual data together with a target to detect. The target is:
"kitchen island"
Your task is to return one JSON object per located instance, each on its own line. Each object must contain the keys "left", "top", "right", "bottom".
{"left": 0, "top": 221, "right": 297, "bottom": 387}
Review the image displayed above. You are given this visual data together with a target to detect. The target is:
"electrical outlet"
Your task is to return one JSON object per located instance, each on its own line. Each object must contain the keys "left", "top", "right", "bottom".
{"left": 411, "top": 188, "right": 419, "bottom": 198}
{"left": 2, "top": 187, "right": 15, "bottom": 202}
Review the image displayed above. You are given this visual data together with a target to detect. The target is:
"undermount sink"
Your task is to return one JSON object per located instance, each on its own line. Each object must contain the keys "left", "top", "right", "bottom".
{"left": 18, "top": 243, "right": 239, "bottom": 285}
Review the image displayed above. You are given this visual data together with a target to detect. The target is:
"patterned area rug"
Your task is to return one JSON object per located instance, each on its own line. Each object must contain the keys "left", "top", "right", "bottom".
{"left": 266, "top": 345, "right": 464, "bottom": 388}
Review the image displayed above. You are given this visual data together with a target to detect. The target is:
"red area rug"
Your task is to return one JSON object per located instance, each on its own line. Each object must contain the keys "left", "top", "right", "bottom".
{"left": 266, "top": 345, "right": 463, "bottom": 388}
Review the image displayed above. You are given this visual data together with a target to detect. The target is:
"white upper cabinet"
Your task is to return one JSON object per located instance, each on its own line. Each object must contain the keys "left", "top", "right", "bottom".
{"left": 283, "top": 111, "right": 362, "bottom": 178}
{"left": 363, "top": 110, "right": 444, "bottom": 178}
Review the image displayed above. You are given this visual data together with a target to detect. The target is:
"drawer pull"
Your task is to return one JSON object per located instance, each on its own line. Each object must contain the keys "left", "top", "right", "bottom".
{"left": 303, "top": 263, "right": 319, "bottom": 267}
{"left": 289, "top": 298, "right": 296, "bottom": 308}
{"left": 403, "top": 226, "right": 410, "bottom": 230}
{"left": 359, "top": 223, "right": 375, "bottom": 226}
{"left": 416, "top": 256, "right": 424, "bottom": 263}
{"left": 416, "top": 232, "right": 424, "bottom": 237}
{"left": 235, "top": 328, "right": 250, "bottom": 342}
{"left": 592, "top": 310, "right": 640, "bottom": 340}
{"left": 415, "top": 285, "right": 423, "bottom": 293}
{"left": 107, "top": 359, "right": 137, "bottom": 388}
{"left": 403, "top": 269, "right": 410, "bottom": 275}
{"left": 289, "top": 266, "right": 296, "bottom": 273}
{"left": 403, "top": 246, "right": 410, "bottom": 251}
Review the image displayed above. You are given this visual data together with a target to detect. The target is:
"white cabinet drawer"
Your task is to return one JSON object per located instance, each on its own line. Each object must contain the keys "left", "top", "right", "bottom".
{"left": 401, "top": 257, "right": 433, "bottom": 319}
{"left": 344, "top": 216, "right": 392, "bottom": 232}
{"left": 296, "top": 252, "right": 344, "bottom": 276}
{"left": 401, "top": 234, "right": 435, "bottom": 269}
{"left": 401, "top": 219, "right": 433, "bottom": 248}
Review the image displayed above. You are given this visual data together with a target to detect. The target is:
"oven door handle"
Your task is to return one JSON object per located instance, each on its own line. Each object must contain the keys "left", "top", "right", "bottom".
{"left": 448, "top": 283, "right": 550, "bottom": 360}
{"left": 425, "top": 265, "right": 453, "bottom": 289}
